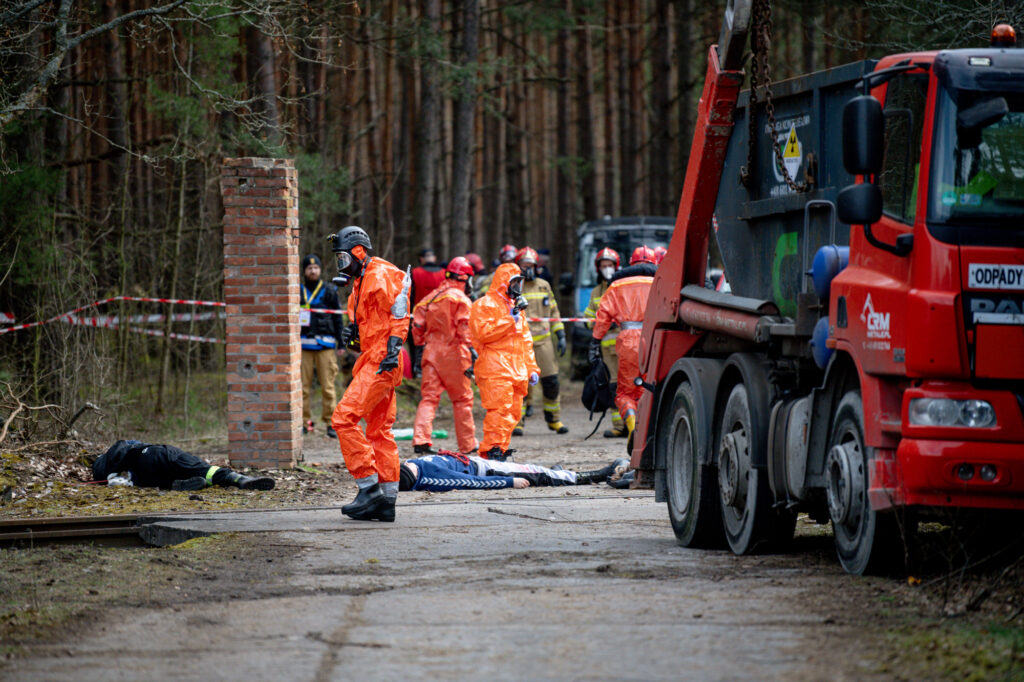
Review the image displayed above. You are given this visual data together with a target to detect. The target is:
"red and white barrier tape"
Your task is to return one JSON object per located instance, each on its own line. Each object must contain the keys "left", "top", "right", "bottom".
{"left": 0, "top": 312, "right": 14, "bottom": 325}
{"left": 0, "top": 296, "right": 225, "bottom": 338}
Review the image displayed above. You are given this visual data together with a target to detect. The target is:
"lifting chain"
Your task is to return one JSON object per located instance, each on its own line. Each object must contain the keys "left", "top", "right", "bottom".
{"left": 740, "top": 0, "right": 812, "bottom": 193}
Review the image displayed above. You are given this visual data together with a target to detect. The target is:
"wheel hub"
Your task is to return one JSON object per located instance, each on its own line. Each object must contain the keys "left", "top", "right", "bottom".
{"left": 718, "top": 430, "right": 747, "bottom": 507}
{"left": 826, "top": 442, "right": 861, "bottom": 525}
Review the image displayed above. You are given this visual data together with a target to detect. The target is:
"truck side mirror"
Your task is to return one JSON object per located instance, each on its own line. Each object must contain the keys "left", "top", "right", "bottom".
{"left": 837, "top": 183, "right": 882, "bottom": 225}
{"left": 842, "top": 96, "right": 884, "bottom": 175}
{"left": 558, "top": 271, "right": 575, "bottom": 295}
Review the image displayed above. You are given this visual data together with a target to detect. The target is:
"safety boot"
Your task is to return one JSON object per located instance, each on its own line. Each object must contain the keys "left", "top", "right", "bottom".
{"left": 603, "top": 425, "right": 627, "bottom": 438}
{"left": 512, "top": 423, "right": 524, "bottom": 437}
{"left": 347, "top": 494, "right": 395, "bottom": 522}
{"left": 413, "top": 443, "right": 438, "bottom": 455}
{"left": 480, "top": 446, "right": 504, "bottom": 460}
{"left": 547, "top": 421, "right": 569, "bottom": 434}
{"left": 326, "top": 425, "right": 336, "bottom": 439}
{"left": 574, "top": 459, "right": 628, "bottom": 485}
{"left": 625, "top": 411, "right": 637, "bottom": 437}
{"left": 525, "top": 404, "right": 534, "bottom": 418}
{"left": 342, "top": 484, "right": 384, "bottom": 518}
{"left": 222, "top": 471, "right": 275, "bottom": 490}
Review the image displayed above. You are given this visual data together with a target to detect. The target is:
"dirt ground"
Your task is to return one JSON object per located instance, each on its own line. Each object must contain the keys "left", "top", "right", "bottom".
{"left": 2, "top": 381, "right": 1023, "bottom": 679}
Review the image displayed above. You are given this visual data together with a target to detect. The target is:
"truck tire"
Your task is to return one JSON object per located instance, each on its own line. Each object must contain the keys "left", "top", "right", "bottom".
{"left": 716, "top": 382, "right": 790, "bottom": 554}
{"left": 664, "top": 382, "right": 723, "bottom": 548}
{"left": 827, "top": 391, "right": 908, "bottom": 575}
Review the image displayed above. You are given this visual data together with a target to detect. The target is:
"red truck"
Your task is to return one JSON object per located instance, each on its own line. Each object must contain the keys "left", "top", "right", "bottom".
{"left": 632, "top": 2, "right": 1024, "bottom": 574}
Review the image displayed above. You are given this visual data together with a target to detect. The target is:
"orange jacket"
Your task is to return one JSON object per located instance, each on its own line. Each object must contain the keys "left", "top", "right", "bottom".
{"left": 346, "top": 254, "right": 410, "bottom": 375}
{"left": 412, "top": 278, "right": 472, "bottom": 372}
{"left": 593, "top": 275, "right": 654, "bottom": 340}
{"left": 469, "top": 263, "right": 540, "bottom": 382}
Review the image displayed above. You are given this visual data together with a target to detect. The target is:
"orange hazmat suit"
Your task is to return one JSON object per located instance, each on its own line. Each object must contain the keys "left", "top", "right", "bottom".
{"left": 331, "top": 247, "right": 409, "bottom": 484}
{"left": 411, "top": 279, "right": 478, "bottom": 453}
{"left": 592, "top": 273, "right": 654, "bottom": 420}
{"left": 469, "top": 263, "right": 540, "bottom": 455}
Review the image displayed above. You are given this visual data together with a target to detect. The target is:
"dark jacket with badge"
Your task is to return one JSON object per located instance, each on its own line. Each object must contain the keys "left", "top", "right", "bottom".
{"left": 301, "top": 255, "right": 344, "bottom": 351}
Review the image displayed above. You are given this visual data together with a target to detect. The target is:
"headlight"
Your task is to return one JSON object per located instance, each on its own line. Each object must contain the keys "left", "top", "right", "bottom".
{"left": 908, "top": 398, "right": 996, "bottom": 428}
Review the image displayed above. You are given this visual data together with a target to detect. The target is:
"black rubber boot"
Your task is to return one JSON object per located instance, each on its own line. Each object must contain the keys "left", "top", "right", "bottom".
{"left": 172, "top": 476, "right": 207, "bottom": 491}
{"left": 413, "top": 443, "right": 438, "bottom": 455}
{"left": 575, "top": 458, "right": 629, "bottom": 485}
{"left": 481, "top": 446, "right": 504, "bottom": 460}
{"left": 345, "top": 488, "right": 396, "bottom": 522}
{"left": 342, "top": 484, "right": 384, "bottom": 517}
{"left": 222, "top": 471, "right": 275, "bottom": 490}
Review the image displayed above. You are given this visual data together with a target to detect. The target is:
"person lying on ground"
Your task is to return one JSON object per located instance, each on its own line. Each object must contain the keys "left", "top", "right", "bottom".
{"left": 398, "top": 450, "right": 628, "bottom": 492}
{"left": 92, "top": 440, "right": 275, "bottom": 491}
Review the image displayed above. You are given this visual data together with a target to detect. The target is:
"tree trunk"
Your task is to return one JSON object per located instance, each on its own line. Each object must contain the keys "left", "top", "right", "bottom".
{"left": 248, "top": 23, "right": 280, "bottom": 145}
{"left": 450, "top": 0, "right": 479, "bottom": 258}
{"left": 616, "top": 3, "right": 633, "bottom": 214}
{"left": 650, "top": 0, "right": 672, "bottom": 216}
{"left": 675, "top": 0, "right": 693, "bottom": 189}
{"left": 555, "top": 0, "right": 572, "bottom": 275}
{"left": 413, "top": 0, "right": 441, "bottom": 246}
{"left": 575, "top": 10, "right": 597, "bottom": 222}
{"left": 603, "top": 0, "right": 617, "bottom": 215}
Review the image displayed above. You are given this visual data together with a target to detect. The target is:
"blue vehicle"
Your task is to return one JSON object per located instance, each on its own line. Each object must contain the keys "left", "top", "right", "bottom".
{"left": 559, "top": 215, "right": 675, "bottom": 378}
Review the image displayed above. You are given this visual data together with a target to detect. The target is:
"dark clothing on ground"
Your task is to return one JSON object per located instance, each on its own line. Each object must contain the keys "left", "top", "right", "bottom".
{"left": 93, "top": 440, "right": 229, "bottom": 488}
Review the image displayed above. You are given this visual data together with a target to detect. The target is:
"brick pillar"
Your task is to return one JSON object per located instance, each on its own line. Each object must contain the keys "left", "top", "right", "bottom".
{"left": 220, "top": 157, "right": 301, "bottom": 469}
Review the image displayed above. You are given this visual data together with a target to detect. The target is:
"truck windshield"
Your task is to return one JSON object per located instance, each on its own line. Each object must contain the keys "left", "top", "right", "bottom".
{"left": 928, "top": 86, "right": 1024, "bottom": 226}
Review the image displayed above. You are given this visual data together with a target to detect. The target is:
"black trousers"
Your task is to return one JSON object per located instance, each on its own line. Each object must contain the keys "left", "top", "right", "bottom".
{"left": 96, "top": 443, "right": 230, "bottom": 488}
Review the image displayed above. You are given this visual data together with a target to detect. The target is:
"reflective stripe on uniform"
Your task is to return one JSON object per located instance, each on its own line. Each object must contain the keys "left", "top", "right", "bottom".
{"left": 543, "top": 401, "right": 560, "bottom": 411}
{"left": 205, "top": 465, "right": 220, "bottom": 486}
{"left": 620, "top": 320, "right": 643, "bottom": 330}
{"left": 532, "top": 332, "right": 551, "bottom": 344}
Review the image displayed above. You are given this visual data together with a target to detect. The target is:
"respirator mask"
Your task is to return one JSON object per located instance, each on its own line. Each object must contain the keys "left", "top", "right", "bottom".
{"left": 600, "top": 266, "right": 615, "bottom": 281}
{"left": 332, "top": 250, "right": 363, "bottom": 287}
{"left": 522, "top": 266, "right": 535, "bottom": 281}
{"left": 507, "top": 276, "right": 524, "bottom": 299}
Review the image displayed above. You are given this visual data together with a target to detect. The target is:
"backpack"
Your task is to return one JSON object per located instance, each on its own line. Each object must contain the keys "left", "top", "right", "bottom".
{"left": 581, "top": 359, "right": 615, "bottom": 439}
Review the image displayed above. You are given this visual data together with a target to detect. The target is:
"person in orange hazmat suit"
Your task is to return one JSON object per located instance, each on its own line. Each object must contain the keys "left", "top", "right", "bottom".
{"left": 590, "top": 245, "right": 657, "bottom": 438}
{"left": 469, "top": 263, "right": 540, "bottom": 461}
{"left": 410, "top": 256, "right": 479, "bottom": 455}
{"left": 329, "top": 225, "right": 411, "bottom": 522}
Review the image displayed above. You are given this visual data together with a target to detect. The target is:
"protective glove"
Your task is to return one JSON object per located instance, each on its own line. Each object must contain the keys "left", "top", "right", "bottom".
{"left": 514, "top": 295, "right": 529, "bottom": 312}
{"left": 412, "top": 345, "right": 424, "bottom": 379}
{"left": 464, "top": 347, "right": 478, "bottom": 379}
{"left": 555, "top": 330, "right": 567, "bottom": 357}
{"left": 340, "top": 323, "right": 360, "bottom": 351}
{"left": 529, "top": 372, "right": 539, "bottom": 386}
{"left": 588, "top": 337, "right": 602, "bottom": 365}
{"left": 377, "top": 336, "right": 404, "bottom": 374}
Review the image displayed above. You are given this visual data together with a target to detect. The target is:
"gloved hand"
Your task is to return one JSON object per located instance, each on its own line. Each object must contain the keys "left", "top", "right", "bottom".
{"left": 412, "top": 345, "right": 424, "bottom": 379}
{"left": 377, "top": 336, "right": 404, "bottom": 374}
{"left": 340, "top": 323, "right": 359, "bottom": 350}
{"left": 588, "top": 337, "right": 602, "bottom": 365}
{"left": 514, "top": 295, "right": 529, "bottom": 312}
{"left": 555, "top": 330, "right": 567, "bottom": 356}
{"left": 529, "top": 372, "right": 539, "bottom": 386}
{"left": 464, "top": 347, "right": 478, "bottom": 379}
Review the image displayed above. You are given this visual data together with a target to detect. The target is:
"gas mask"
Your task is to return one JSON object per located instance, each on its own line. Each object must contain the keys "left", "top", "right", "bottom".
{"left": 332, "top": 250, "right": 363, "bottom": 287}
{"left": 600, "top": 266, "right": 615, "bottom": 281}
{"left": 522, "top": 266, "right": 536, "bottom": 281}
{"left": 507, "top": 276, "right": 524, "bottom": 299}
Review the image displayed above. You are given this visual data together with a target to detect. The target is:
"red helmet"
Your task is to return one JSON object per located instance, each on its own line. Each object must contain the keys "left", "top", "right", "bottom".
{"left": 499, "top": 244, "right": 518, "bottom": 263}
{"left": 515, "top": 246, "right": 538, "bottom": 266}
{"left": 446, "top": 256, "right": 474, "bottom": 282}
{"left": 630, "top": 245, "right": 656, "bottom": 265}
{"left": 464, "top": 252, "right": 485, "bottom": 274}
{"left": 653, "top": 246, "right": 667, "bottom": 264}
{"left": 594, "top": 247, "right": 620, "bottom": 271}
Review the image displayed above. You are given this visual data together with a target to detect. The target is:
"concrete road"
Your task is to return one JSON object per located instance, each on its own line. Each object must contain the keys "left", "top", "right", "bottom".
{"left": 11, "top": 400, "right": 878, "bottom": 681}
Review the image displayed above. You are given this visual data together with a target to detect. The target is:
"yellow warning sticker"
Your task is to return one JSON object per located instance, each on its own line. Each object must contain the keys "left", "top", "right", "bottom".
{"left": 783, "top": 125, "right": 802, "bottom": 178}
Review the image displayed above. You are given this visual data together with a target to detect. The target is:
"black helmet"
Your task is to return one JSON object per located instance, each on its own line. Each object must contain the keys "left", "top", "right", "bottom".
{"left": 330, "top": 225, "right": 372, "bottom": 253}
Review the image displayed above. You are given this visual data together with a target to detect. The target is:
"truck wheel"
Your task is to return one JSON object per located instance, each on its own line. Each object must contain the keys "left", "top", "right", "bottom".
{"left": 716, "top": 383, "right": 778, "bottom": 554}
{"left": 664, "top": 382, "right": 723, "bottom": 548}
{"left": 827, "top": 391, "right": 906, "bottom": 575}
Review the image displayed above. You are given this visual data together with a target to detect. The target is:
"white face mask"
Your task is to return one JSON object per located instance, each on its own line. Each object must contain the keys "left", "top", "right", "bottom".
{"left": 600, "top": 266, "right": 615, "bottom": 281}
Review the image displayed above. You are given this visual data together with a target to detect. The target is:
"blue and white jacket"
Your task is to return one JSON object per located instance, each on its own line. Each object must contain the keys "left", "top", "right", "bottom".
{"left": 407, "top": 454, "right": 514, "bottom": 491}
